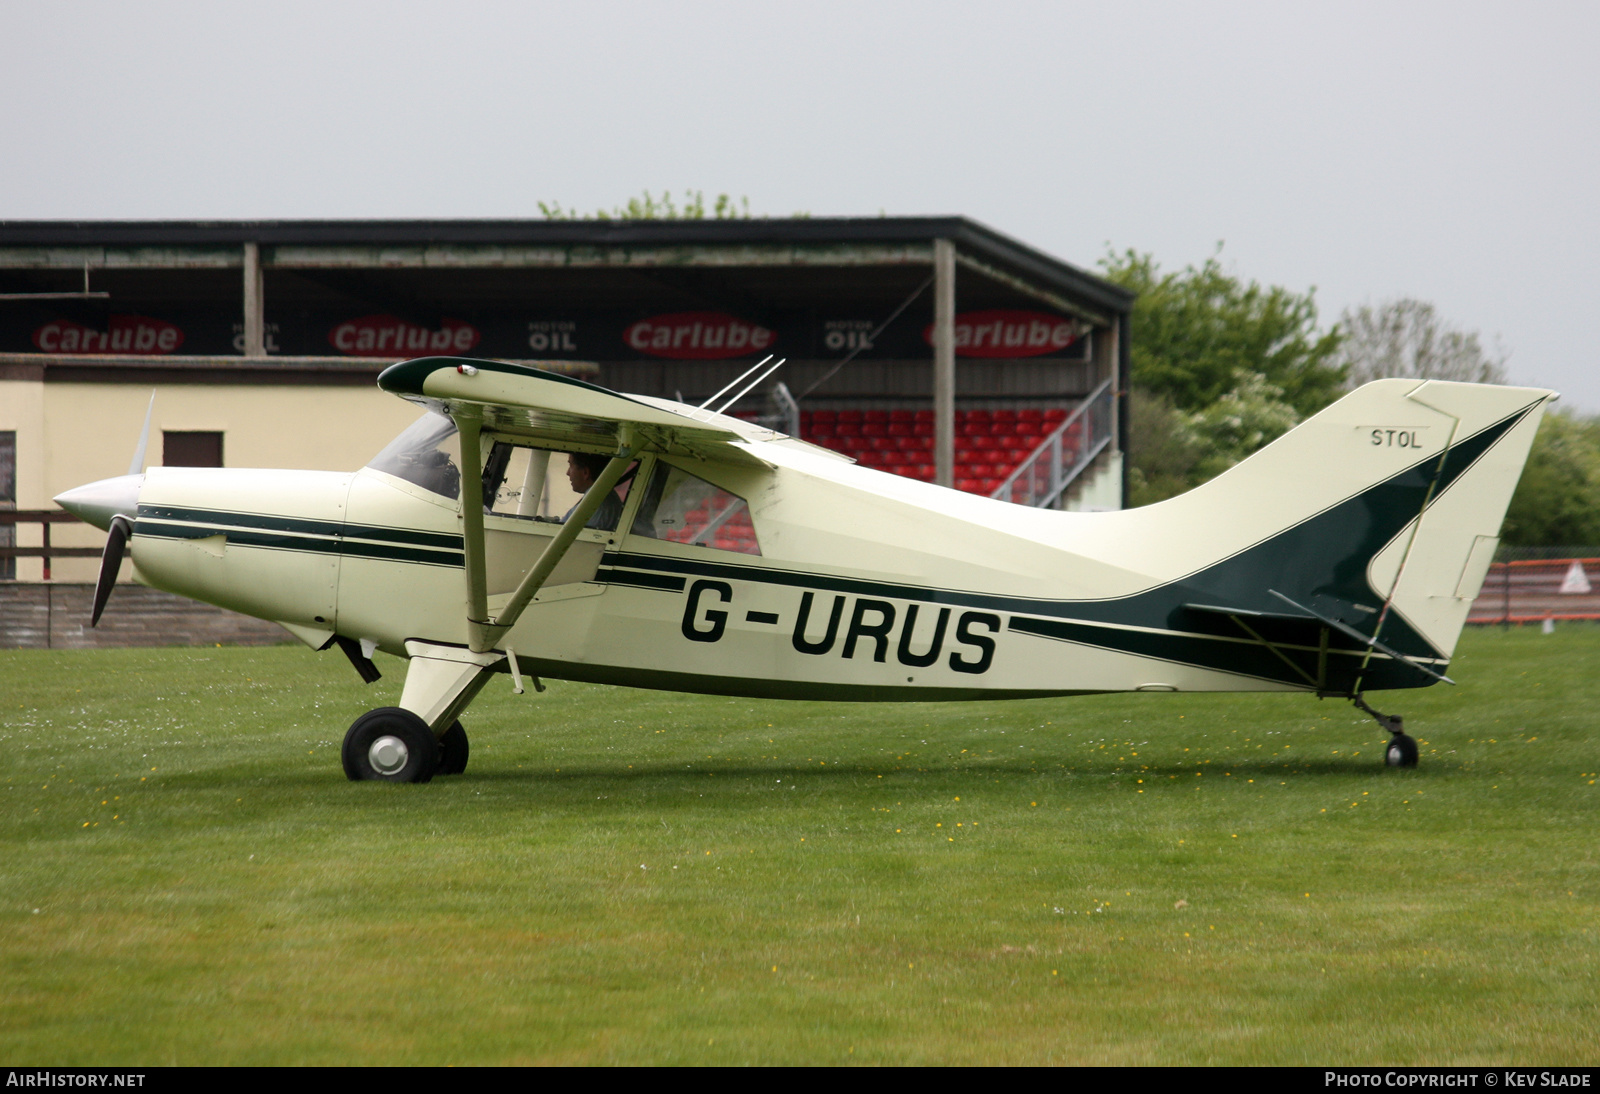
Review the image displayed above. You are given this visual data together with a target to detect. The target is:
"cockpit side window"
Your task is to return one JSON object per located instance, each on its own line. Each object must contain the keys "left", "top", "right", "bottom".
{"left": 368, "top": 412, "right": 462, "bottom": 499}
{"left": 481, "top": 443, "right": 638, "bottom": 531}
{"left": 630, "top": 462, "right": 760, "bottom": 555}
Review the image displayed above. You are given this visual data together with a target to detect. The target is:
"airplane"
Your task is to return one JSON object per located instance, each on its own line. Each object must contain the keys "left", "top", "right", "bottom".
{"left": 52, "top": 356, "right": 1554, "bottom": 782}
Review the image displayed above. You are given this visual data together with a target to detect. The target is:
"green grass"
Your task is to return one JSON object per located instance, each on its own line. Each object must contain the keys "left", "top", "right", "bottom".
{"left": 2, "top": 626, "right": 1597, "bottom": 1065}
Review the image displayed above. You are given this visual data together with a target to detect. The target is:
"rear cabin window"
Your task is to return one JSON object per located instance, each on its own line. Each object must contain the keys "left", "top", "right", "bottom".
{"left": 630, "top": 462, "right": 760, "bottom": 555}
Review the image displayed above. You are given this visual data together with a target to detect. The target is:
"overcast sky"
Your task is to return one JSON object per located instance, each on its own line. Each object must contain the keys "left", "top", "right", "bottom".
{"left": 3, "top": 1, "right": 1595, "bottom": 408}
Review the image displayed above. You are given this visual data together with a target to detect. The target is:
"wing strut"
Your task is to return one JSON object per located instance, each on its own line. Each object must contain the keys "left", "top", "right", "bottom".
{"left": 456, "top": 412, "right": 637, "bottom": 654}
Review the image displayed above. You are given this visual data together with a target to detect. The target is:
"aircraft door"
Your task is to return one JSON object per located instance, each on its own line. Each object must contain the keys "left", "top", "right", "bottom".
{"left": 479, "top": 442, "right": 640, "bottom": 600}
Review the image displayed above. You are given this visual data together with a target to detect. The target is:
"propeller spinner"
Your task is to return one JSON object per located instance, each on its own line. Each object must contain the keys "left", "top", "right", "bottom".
{"left": 51, "top": 392, "right": 153, "bottom": 627}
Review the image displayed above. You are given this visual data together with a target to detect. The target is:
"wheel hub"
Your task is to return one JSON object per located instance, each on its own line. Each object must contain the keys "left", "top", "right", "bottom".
{"left": 368, "top": 734, "right": 410, "bottom": 775}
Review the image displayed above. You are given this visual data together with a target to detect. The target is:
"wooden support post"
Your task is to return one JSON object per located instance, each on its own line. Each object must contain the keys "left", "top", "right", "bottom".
{"left": 1114, "top": 311, "right": 1131, "bottom": 510}
{"left": 242, "top": 242, "right": 265, "bottom": 358}
{"left": 932, "top": 238, "right": 956, "bottom": 488}
{"left": 1104, "top": 320, "right": 1121, "bottom": 455}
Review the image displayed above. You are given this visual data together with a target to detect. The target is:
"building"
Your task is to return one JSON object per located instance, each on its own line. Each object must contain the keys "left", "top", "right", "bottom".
{"left": 0, "top": 217, "right": 1133, "bottom": 604}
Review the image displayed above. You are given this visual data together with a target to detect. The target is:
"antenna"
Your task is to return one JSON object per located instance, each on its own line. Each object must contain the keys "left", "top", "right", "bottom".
{"left": 697, "top": 355, "right": 774, "bottom": 410}
{"left": 796, "top": 273, "right": 933, "bottom": 400}
{"left": 715, "top": 357, "right": 787, "bottom": 416}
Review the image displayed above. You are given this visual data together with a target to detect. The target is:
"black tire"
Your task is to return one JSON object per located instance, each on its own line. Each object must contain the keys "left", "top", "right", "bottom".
{"left": 1385, "top": 732, "right": 1419, "bottom": 769}
{"left": 438, "top": 721, "right": 469, "bottom": 776}
{"left": 342, "top": 707, "right": 439, "bottom": 783}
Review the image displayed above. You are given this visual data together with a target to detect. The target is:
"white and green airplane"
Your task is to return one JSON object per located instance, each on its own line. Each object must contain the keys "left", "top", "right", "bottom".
{"left": 54, "top": 357, "right": 1553, "bottom": 782}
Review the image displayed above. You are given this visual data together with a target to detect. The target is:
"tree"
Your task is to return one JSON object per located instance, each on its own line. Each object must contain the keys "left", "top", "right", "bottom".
{"left": 1125, "top": 375, "right": 1305, "bottom": 506}
{"left": 539, "top": 189, "right": 752, "bottom": 221}
{"left": 1336, "top": 299, "right": 1508, "bottom": 387}
{"left": 1101, "top": 248, "right": 1344, "bottom": 505}
{"left": 1125, "top": 388, "right": 1203, "bottom": 508}
{"left": 1098, "top": 248, "right": 1345, "bottom": 418}
{"left": 1500, "top": 410, "right": 1600, "bottom": 547}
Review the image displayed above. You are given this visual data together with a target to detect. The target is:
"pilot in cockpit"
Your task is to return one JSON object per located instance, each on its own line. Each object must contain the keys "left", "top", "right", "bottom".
{"left": 562, "top": 452, "right": 627, "bottom": 530}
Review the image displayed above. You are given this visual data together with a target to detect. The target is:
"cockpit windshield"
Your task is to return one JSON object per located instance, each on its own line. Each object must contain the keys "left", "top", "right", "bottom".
{"left": 368, "top": 412, "right": 462, "bottom": 499}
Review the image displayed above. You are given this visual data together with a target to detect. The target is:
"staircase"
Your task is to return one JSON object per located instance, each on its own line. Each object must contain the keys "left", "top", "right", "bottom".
{"left": 798, "top": 378, "right": 1115, "bottom": 508}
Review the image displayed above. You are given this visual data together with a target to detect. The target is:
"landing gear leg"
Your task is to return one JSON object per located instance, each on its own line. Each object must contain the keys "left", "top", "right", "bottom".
{"left": 341, "top": 642, "right": 500, "bottom": 783}
{"left": 1353, "top": 694, "right": 1419, "bottom": 768}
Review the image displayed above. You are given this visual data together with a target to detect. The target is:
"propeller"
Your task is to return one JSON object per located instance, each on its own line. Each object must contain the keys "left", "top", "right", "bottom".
{"left": 91, "top": 516, "right": 132, "bottom": 627}
{"left": 85, "top": 392, "right": 153, "bottom": 627}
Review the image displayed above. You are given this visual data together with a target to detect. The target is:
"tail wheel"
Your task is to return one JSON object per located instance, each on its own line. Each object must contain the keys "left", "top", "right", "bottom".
{"left": 1385, "top": 733, "right": 1419, "bottom": 768}
{"left": 438, "top": 721, "right": 470, "bottom": 776}
{"left": 342, "top": 707, "right": 439, "bottom": 783}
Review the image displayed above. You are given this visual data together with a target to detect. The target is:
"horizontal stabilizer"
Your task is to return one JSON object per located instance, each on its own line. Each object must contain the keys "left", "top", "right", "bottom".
{"left": 1267, "top": 589, "right": 1453, "bottom": 685}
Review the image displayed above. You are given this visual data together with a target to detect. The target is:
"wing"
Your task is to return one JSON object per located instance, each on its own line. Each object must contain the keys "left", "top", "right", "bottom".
{"left": 379, "top": 356, "right": 785, "bottom": 656}
{"left": 377, "top": 356, "right": 774, "bottom": 469}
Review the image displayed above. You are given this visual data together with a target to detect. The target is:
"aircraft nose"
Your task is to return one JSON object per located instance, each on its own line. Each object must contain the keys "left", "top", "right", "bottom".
{"left": 54, "top": 474, "right": 143, "bottom": 532}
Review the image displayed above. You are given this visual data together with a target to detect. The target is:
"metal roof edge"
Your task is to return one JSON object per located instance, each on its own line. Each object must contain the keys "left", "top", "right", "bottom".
{"left": 0, "top": 216, "right": 1132, "bottom": 314}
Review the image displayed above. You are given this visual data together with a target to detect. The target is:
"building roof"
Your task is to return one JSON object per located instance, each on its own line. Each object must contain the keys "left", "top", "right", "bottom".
{"left": 0, "top": 216, "right": 1134, "bottom": 318}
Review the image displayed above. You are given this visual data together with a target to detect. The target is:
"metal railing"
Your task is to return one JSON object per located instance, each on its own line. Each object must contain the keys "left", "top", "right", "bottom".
{"left": 0, "top": 510, "right": 96, "bottom": 580}
{"left": 990, "top": 378, "right": 1115, "bottom": 508}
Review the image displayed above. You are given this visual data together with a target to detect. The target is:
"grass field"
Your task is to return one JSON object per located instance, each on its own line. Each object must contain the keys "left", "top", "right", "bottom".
{"left": 2, "top": 625, "right": 1596, "bottom": 1065}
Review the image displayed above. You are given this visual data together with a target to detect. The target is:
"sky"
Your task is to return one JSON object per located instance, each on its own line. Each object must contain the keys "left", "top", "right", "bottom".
{"left": 3, "top": 1, "right": 1596, "bottom": 408}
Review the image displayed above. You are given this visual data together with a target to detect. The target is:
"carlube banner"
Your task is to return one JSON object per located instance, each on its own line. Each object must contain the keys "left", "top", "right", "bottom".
{"left": 921, "top": 310, "right": 1083, "bottom": 358}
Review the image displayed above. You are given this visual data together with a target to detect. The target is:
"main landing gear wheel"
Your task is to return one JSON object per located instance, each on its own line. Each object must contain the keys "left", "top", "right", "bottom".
{"left": 342, "top": 707, "right": 439, "bottom": 783}
{"left": 438, "top": 720, "right": 469, "bottom": 776}
{"left": 1385, "top": 732, "right": 1419, "bottom": 768}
